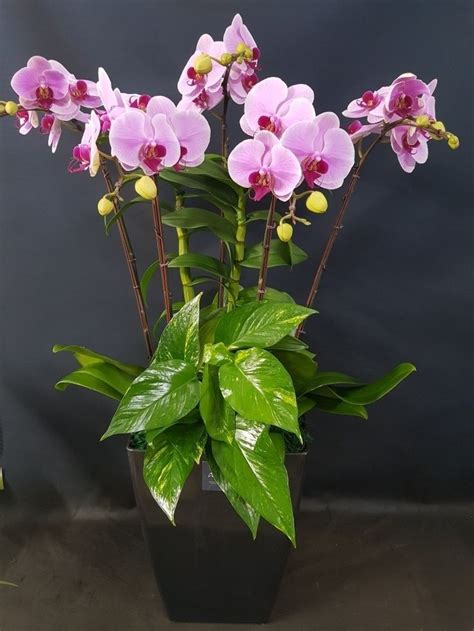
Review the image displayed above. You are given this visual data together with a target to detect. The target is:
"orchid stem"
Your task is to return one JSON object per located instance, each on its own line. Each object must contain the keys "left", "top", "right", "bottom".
{"left": 256, "top": 195, "right": 277, "bottom": 301}
{"left": 296, "top": 130, "right": 386, "bottom": 337}
{"left": 99, "top": 157, "right": 153, "bottom": 359}
{"left": 175, "top": 192, "right": 195, "bottom": 303}
{"left": 151, "top": 186, "right": 172, "bottom": 323}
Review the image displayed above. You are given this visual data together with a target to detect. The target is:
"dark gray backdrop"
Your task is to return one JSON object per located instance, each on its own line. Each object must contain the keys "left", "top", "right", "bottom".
{"left": 0, "top": 0, "right": 472, "bottom": 518}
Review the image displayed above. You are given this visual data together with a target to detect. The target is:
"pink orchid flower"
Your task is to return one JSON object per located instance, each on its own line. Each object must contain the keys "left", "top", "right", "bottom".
{"left": 281, "top": 113, "right": 355, "bottom": 190}
{"left": 15, "top": 108, "right": 39, "bottom": 135}
{"left": 228, "top": 130, "right": 301, "bottom": 201}
{"left": 384, "top": 73, "right": 437, "bottom": 121}
{"left": 390, "top": 125, "right": 429, "bottom": 173}
{"left": 223, "top": 14, "right": 260, "bottom": 104}
{"left": 68, "top": 111, "right": 101, "bottom": 175}
{"left": 47, "top": 60, "right": 101, "bottom": 122}
{"left": 240, "top": 77, "right": 315, "bottom": 138}
{"left": 146, "top": 96, "right": 211, "bottom": 168}
{"left": 177, "top": 34, "right": 226, "bottom": 112}
{"left": 346, "top": 120, "right": 384, "bottom": 143}
{"left": 343, "top": 87, "right": 389, "bottom": 123}
{"left": 39, "top": 113, "right": 62, "bottom": 153}
{"left": 11, "top": 56, "right": 70, "bottom": 112}
{"left": 109, "top": 108, "right": 180, "bottom": 175}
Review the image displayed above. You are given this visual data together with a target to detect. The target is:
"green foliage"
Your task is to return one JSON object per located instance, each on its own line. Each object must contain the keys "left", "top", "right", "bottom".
{"left": 241, "top": 239, "right": 308, "bottom": 268}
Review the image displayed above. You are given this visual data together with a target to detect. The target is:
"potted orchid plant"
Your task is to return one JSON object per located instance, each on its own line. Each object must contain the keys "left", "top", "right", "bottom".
{"left": 1, "top": 13, "right": 458, "bottom": 624}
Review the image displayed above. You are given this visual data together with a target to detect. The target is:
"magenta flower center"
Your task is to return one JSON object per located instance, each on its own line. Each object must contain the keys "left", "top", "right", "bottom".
{"left": 357, "top": 90, "right": 379, "bottom": 109}
{"left": 141, "top": 142, "right": 167, "bottom": 172}
{"left": 257, "top": 115, "right": 281, "bottom": 135}
{"left": 347, "top": 120, "right": 363, "bottom": 135}
{"left": 243, "top": 73, "right": 258, "bottom": 93}
{"left": 15, "top": 108, "right": 30, "bottom": 128}
{"left": 248, "top": 169, "right": 272, "bottom": 201}
{"left": 69, "top": 80, "right": 88, "bottom": 101}
{"left": 401, "top": 133, "right": 421, "bottom": 154}
{"left": 187, "top": 67, "right": 205, "bottom": 86}
{"left": 193, "top": 90, "right": 209, "bottom": 109}
{"left": 130, "top": 94, "right": 151, "bottom": 111}
{"left": 40, "top": 114, "right": 55, "bottom": 134}
{"left": 302, "top": 156, "right": 329, "bottom": 187}
{"left": 35, "top": 84, "right": 54, "bottom": 109}
{"left": 68, "top": 143, "right": 91, "bottom": 173}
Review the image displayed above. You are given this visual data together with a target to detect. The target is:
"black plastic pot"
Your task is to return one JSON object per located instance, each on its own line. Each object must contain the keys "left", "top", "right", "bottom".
{"left": 127, "top": 447, "right": 306, "bottom": 624}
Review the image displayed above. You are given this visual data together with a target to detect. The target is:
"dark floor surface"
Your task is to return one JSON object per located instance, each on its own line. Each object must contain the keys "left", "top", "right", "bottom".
{"left": 1, "top": 501, "right": 473, "bottom": 631}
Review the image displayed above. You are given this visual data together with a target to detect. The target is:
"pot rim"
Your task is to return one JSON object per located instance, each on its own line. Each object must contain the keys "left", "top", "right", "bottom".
{"left": 126, "top": 443, "right": 308, "bottom": 457}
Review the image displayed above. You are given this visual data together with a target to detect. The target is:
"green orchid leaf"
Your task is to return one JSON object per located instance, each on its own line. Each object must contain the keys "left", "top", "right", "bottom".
{"left": 162, "top": 208, "right": 237, "bottom": 243}
{"left": 218, "top": 347, "right": 301, "bottom": 439}
{"left": 246, "top": 209, "right": 282, "bottom": 224}
{"left": 271, "top": 349, "right": 318, "bottom": 395}
{"left": 159, "top": 169, "right": 238, "bottom": 207}
{"left": 269, "top": 335, "right": 314, "bottom": 356}
{"left": 214, "top": 302, "right": 315, "bottom": 350}
{"left": 303, "top": 370, "right": 363, "bottom": 393}
{"left": 200, "top": 364, "right": 235, "bottom": 444}
{"left": 212, "top": 417, "right": 296, "bottom": 545}
{"left": 330, "top": 363, "right": 416, "bottom": 405}
{"left": 155, "top": 294, "right": 201, "bottom": 368}
{"left": 102, "top": 359, "right": 200, "bottom": 439}
{"left": 237, "top": 286, "right": 295, "bottom": 304}
{"left": 140, "top": 260, "right": 160, "bottom": 307}
{"left": 297, "top": 396, "right": 317, "bottom": 417}
{"left": 181, "top": 156, "right": 244, "bottom": 195}
{"left": 205, "top": 447, "right": 260, "bottom": 539}
{"left": 168, "top": 253, "right": 230, "bottom": 280}
{"left": 55, "top": 367, "right": 125, "bottom": 401}
{"left": 311, "top": 395, "right": 368, "bottom": 419}
{"left": 241, "top": 239, "right": 308, "bottom": 269}
{"left": 144, "top": 423, "right": 207, "bottom": 523}
{"left": 105, "top": 197, "right": 147, "bottom": 234}
{"left": 52, "top": 344, "right": 142, "bottom": 377}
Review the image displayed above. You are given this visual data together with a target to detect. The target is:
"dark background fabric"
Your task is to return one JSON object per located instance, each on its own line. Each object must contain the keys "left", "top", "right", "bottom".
{"left": 0, "top": 0, "right": 472, "bottom": 517}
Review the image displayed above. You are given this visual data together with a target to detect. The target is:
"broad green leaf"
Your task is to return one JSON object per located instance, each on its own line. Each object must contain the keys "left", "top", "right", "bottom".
{"left": 200, "top": 364, "right": 235, "bottom": 444}
{"left": 237, "top": 286, "right": 295, "bottom": 304}
{"left": 219, "top": 347, "right": 301, "bottom": 439}
{"left": 205, "top": 447, "right": 259, "bottom": 539}
{"left": 202, "top": 342, "right": 233, "bottom": 366}
{"left": 311, "top": 395, "right": 368, "bottom": 419}
{"left": 155, "top": 294, "right": 201, "bottom": 368}
{"left": 52, "top": 345, "right": 142, "bottom": 377}
{"left": 303, "top": 371, "right": 363, "bottom": 393}
{"left": 269, "top": 335, "right": 314, "bottom": 356}
{"left": 241, "top": 239, "right": 308, "bottom": 269}
{"left": 162, "top": 208, "right": 236, "bottom": 243}
{"left": 144, "top": 423, "right": 206, "bottom": 523}
{"left": 145, "top": 408, "right": 201, "bottom": 445}
{"left": 212, "top": 418, "right": 295, "bottom": 545}
{"left": 181, "top": 156, "right": 244, "bottom": 195}
{"left": 214, "top": 302, "right": 315, "bottom": 349}
{"left": 102, "top": 360, "right": 200, "bottom": 439}
{"left": 330, "top": 363, "right": 416, "bottom": 405}
{"left": 159, "top": 169, "right": 238, "bottom": 207}
{"left": 55, "top": 367, "right": 124, "bottom": 400}
{"left": 297, "top": 395, "right": 317, "bottom": 416}
{"left": 105, "top": 197, "right": 147, "bottom": 234}
{"left": 270, "top": 432, "right": 286, "bottom": 462}
{"left": 246, "top": 209, "right": 282, "bottom": 224}
{"left": 272, "top": 349, "right": 318, "bottom": 395}
{"left": 169, "top": 253, "right": 230, "bottom": 280}
{"left": 199, "top": 307, "right": 225, "bottom": 347}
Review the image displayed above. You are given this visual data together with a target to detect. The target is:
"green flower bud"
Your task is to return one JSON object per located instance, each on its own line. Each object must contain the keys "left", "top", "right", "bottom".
{"left": 135, "top": 176, "right": 157, "bottom": 200}
{"left": 194, "top": 54, "right": 213, "bottom": 75}
{"left": 447, "top": 134, "right": 460, "bottom": 150}
{"left": 97, "top": 196, "right": 114, "bottom": 216}
{"left": 415, "top": 115, "right": 430, "bottom": 128}
{"left": 277, "top": 223, "right": 293, "bottom": 242}
{"left": 306, "top": 191, "right": 328, "bottom": 214}
{"left": 5, "top": 101, "right": 18, "bottom": 116}
{"left": 220, "top": 52, "right": 233, "bottom": 66}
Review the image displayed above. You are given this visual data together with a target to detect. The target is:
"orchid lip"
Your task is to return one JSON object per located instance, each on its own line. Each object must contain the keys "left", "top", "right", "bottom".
{"left": 70, "top": 80, "right": 88, "bottom": 101}
{"left": 141, "top": 142, "right": 167, "bottom": 173}
{"left": 257, "top": 115, "right": 280, "bottom": 134}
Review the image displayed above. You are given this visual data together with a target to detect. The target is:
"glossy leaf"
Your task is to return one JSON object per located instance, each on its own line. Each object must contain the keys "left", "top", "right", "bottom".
{"left": 219, "top": 347, "right": 301, "bottom": 439}
{"left": 205, "top": 447, "right": 260, "bottom": 539}
{"left": 102, "top": 360, "right": 200, "bottom": 439}
{"left": 168, "top": 253, "right": 230, "bottom": 280}
{"left": 52, "top": 344, "right": 142, "bottom": 377}
{"left": 297, "top": 395, "right": 317, "bottom": 416}
{"left": 311, "top": 395, "right": 368, "bottom": 419}
{"left": 330, "top": 363, "right": 416, "bottom": 405}
{"left": 214, "top": 302, "right": 315, "bottom": 349}
{"left": 269, "top": 335, "right": 314, "bottom": 355}
{"left": 181, "top": 156, "right": 244, "bottom": 195}
{"left": 303, "top": 371, "right": 363, "bottom": 393}
{"left": 241, "top": 239, "right": 308, "bottom": 269}
{"left": 272, "top": 349, "right": 318, "bottom": 395}
{"left": 200, "top": 364, "right": 235, "bottom": 444}
{"left": 162, "top": 208, "right": 236, "bottom": 243}
{"left": 199, "top": 307, "right": 225, "bottom": 347}
{"left": 212, "top": 417, "right": 296, "bottom": 545}
{"left": 237, "top": 286, "right": 295, "bottom": 304}
{"left": 55, "top": 367, "right": 124, "bottom": 400}
{"left": 140, "top": 260, "right": 160, "bottom": 307}
{"left": 159, "top": 169, "right": 238, "bottom": 207}
{"left": 202, "top": 342, "right": 233, "bottom": 366}
{"left": 144, "top": 423, "right": 206, "bottom": 523}
{"left": 155, "top": 294, "right": 201, "bottom": 368}
{"left": 246, "top": 209, "right": 282, "bottom": 224}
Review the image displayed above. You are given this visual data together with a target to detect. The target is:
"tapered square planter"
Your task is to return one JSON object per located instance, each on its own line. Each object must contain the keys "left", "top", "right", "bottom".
{"left": 127, "top": 446, "right": 307, "bottom": 624}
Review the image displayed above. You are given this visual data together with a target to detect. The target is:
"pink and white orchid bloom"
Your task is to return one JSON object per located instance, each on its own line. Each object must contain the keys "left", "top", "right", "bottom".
{"left": 384, "top": 73, "right": 437, "bottom": 122}
{"left": 281, "top": 113, "right": 355, "bottom": 190}
{"left": 68, "top": 110, "right": 101, "bottom": 175}
{"left": 15, "top": 108, "right": 39, "bottom": 135}
{"left": 109, "top": 108, "right": 181, "bottom": 175}
{"left": 390, "top": 125, "right": 429, "bottom": 173}
{"left": 177, "top": 34, "right": 226, "bottom": 112}
{"left": 40, "top": 113, "right": 62, "bottom": 153}
{"left": 228, "top": 130, "right": 301, "bottom": 202}
{"left": 343, "top": 87, "right": 389, "bottom": 123}
{"left": 11, "top": 56, "right": 70, "bottom": 113}
{"left": 223, "top": 14, "right": 260, "bottom": 104}
{"left": 146, "top": 96, "right": 211, "bottom": 168}
{"left": 240, "top": 77, "right": 315, "bottom": 138}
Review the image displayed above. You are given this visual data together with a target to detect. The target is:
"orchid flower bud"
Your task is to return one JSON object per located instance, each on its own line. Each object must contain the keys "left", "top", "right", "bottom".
{"left": 97, "top": 196, "right": 114, "bottom": 216}
{"left": 415, "top": 115, "right": 430, "bottom": 128}
{"left": 135, "top": 175, "right": 157, "bottom": 200}
{"left": 447, "top": 134, "right": 460, "bottom": 150}
{"left": 306, "top": 191, "right": 328, "bottom": 214}
{"left": 277, "top": 223, "right": 293, "bottom": 242}
{"left": 5, "top": 101, "right": 19, "bottom": 116}
{"left": 0, "top": 103, "right": 5, "bottom": 114}
{"left": 194, "top": 54, "right": 213, "bottom": 75}
{"left": 220, "top": 53, "right": 233, "bottom": 66}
